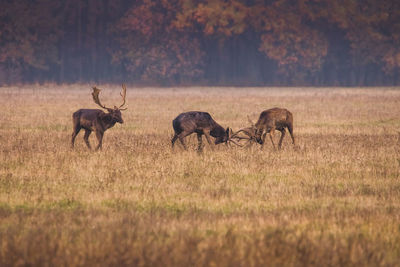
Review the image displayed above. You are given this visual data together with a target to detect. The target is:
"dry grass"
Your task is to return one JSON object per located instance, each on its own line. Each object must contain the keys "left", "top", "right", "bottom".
{"left": 0, "top": 84, "right": 400, "bottom": 266}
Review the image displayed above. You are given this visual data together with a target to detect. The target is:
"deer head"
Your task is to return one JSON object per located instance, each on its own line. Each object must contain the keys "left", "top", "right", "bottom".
{"left": 247, "top": 115, "right": 264, "bottom": 144}
{"left": 214, "top": 127, "right": 231, "bottom": 145}
{"left": 92, "top": 84, "right": 127, "bottom": 123}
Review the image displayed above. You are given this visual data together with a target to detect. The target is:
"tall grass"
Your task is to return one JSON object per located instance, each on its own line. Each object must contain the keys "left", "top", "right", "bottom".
{"left": 0, "top": 85, "right": 400, "bottom": 266}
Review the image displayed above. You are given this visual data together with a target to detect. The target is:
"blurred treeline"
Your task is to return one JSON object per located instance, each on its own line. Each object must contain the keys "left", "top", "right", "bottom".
{"left": 1, "top": 0, "right": 399, "bottom": 86}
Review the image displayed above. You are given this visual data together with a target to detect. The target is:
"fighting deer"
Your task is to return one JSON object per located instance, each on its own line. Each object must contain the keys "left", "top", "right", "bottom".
{"left": 71, "top": 85, "right": 127, "bottom": 150}
{"left": 171, "top": 111, "right": 240, "bottom": 151}
{"left": 232, "top": 108, "right": 295, "bottom": 150}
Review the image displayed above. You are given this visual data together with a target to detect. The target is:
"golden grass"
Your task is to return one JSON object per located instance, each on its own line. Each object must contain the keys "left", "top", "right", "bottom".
{"left": 0, "top": 84, "right": 400, "bottom": 266}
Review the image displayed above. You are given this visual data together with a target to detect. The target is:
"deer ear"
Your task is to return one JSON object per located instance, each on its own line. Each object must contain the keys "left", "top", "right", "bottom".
{"left": 226, "top": 127, "right": 230, "bottom": 136}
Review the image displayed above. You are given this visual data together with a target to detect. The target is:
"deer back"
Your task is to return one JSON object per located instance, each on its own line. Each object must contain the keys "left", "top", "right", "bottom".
{"left": 173, "top": 112, "right": 210, "bottom": 132}
{"left": 256, "top": 108, "right": 293, "bottom": 129}
{"left": 173, "top": 111, "right": 228, "bottom": 138}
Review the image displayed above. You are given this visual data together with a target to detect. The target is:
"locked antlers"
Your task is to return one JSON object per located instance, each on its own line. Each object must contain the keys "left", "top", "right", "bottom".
{"left": 228, "top": 115, "right": 258, "bottom": 147}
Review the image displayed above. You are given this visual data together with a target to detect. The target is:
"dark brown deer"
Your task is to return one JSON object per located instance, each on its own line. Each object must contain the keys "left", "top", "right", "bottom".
{"left": 236, "top": 108, "right": 295, "bottom": 150}
{"left": 171, "top": 111, "right": 239, "bottom": 151}
{"left": 71, "top": 85, "right": 127, "bottom": 150}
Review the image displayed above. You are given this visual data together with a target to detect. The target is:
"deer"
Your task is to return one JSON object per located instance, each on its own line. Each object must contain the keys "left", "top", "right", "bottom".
{"left": 231, "top": 108, "right": 295, "bottom": 150}
{"left": 171, "top": 111, "right": 240, "bottom": 151}
{"left": 71, "top": 84, "right": 127, "bottom": 150}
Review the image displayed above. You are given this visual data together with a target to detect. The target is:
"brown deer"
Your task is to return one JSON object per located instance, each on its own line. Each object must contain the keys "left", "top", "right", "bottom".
{"left": 233, "top": 108, "right": 295, "bottom": 150}
{"left": 71, "top": 85, "right": 127, "bottom": 150}
{"left": 171, "top": 111, "right": 240, "bottom": 151}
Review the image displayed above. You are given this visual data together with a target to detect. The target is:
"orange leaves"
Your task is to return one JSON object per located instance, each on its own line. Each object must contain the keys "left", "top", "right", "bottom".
{"left": 117, "top": 1, "right": 166, "bottom": 38}
{"left": 111, "top": 0, "right": 206, "bottom": 83}
{"left": 177, "top": 0, "right": 249, "bottom": 37}
{"left": 256, "top": 1, "right": 328, "bottom": 76}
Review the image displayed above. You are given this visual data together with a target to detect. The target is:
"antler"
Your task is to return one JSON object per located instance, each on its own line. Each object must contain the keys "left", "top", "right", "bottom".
{"left": 92, "top": 87, "right": 108, "bottom": 109}
{"left": 228, "top": 138, "right": 244, "bottom": 147}
{"left": 226, "top": 128, "right": 246, "bottom": 147}
{"left": 119, "top": 84, "right": 127, "bottom": 110}
{"left": 230, "top": 127, "right": 255, "bottom": 140}
{"left": 247, "top": 115, "right": 255, "bottom": 127}
{"left": 228, "top": 127, "right": 257, "bottom": 147}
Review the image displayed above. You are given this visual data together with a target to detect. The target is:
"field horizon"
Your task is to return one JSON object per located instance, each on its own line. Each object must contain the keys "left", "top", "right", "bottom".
{"left": 1, "top": 85, "right": 399, "bottom": 266}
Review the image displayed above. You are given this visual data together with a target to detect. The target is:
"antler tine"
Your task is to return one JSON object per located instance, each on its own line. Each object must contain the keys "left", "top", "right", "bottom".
{"left": 92, "top": 87, "right": 108, "bottom": 109}
{"left": 227, "top": 126, "right": 259, "bottom": 148}
{"left": 227, "top": 128, "right": 252, "bottom": 147}
{"left": 230, "top": 129, "right": 246, "bottom": 139}
{"left": 228, "top": 138, "right": 244, "bottom": 147}
{"left": 230, "top": 127, "right": 254, "bottom": 140}
{"left": 232, "top": 135, "right": 252, "bottom": 141}
{"left": 247, "top": 115, "right": 255, "bottom": 127}
{"left": 119, "top": 84, "right": 127, "bottom": 109}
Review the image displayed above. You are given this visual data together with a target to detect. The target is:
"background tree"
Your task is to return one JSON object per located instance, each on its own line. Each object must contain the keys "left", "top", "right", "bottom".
{"left": 0, "top": 0, "right": 398, "bottom": 86}
{"left": 110, "top": 0, "right": 205, "bottom": 85}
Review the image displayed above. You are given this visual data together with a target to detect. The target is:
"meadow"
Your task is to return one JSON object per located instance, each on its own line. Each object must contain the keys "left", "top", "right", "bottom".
{"left": 0, "top": 85, "right": 399, "bottom": 266}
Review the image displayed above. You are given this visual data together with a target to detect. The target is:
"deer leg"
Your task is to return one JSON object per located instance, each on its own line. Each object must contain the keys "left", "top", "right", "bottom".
{"left": 203, "top": 131, "right": 214, "bottom": 151}
{"left": 171, "top": 134, "right": 179, "bottom": 148}
{"left": 269, "top": 128, "right": 277, "bottom": 150}
{"left": 278, "top": 129, "right": 286, "bottom": 150}
{"left": 177, "top": 131, "right": 192, "bottom": 150}
{"left": 71, "top": 126, "right": 81, "bottom": 148}
{"left": 288, "top": 124, "right": 296, "bottom": 146}
{"left": 83, "top": 130, "right": 92, "bottom": 150}
{"left": 260, "top": 132, "right": 267, "bottom": 149}
{"left": 197, "top": 133, "right": 203, "bottom": 152}
{"left": 178, "top": 137, "right": 187, "bottom": 150}
{"left": 95, "top": 131, "right": 104, "bottom": 151}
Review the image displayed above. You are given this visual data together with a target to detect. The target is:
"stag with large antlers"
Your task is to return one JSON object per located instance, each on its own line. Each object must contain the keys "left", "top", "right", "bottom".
{"left": 232, "top": 108, "right": 295, "bottom": 150}
{"left": 171, "top": 111, "right": 240, "bottom": 151}
{"left": 71, "top": 84, "right": 127, "bottom": 150}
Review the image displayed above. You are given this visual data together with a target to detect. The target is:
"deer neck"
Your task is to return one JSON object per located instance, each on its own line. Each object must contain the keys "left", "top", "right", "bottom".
{"left": 254, "top": 121, "right": 264, "bottom": 131}
{"left": 210, "top": 123, "right": 225, "bottom": 137}
{"left": 101, "top": 113, "right": 117, "bottom": 129}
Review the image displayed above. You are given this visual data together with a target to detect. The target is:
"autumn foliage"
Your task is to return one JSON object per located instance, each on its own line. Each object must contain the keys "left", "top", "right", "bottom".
{"left": 0, "top": 0, "right": 399, "bottom": 86}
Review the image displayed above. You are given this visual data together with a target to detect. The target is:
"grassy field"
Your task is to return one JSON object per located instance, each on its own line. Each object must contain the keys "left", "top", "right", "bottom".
{"left": 0, "top": 85, "right": 399, "bottom": 266}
